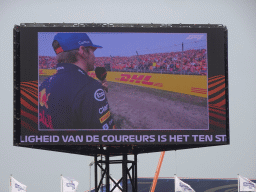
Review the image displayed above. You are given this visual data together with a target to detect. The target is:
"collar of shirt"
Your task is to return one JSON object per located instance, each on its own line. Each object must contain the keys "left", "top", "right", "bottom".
{"left": 56, "top": 63, "right": 88, "bottom": 76}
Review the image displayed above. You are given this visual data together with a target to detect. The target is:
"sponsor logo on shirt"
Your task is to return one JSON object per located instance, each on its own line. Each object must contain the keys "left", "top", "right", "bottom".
{"left": 100, "top": 111, "right": 110, "bottom": 123}
{"left": 39, "top": 88, "right": 51, "bottom": 109}
{"left": 99, "top": 103, "right": 109, "bottom": 114}
{"left": 57, "top": 66, "right": 64, "bottom": 71}
{"left": 94, "top": 89, "right": 105, "bottom": 101}
{"left": 103, "top": 123, "right": 109, "bottom": 130}
{"left": 78, "top": 69, "right": 85, "bottom": 75}
{"left": 39, "top": 110, "right": 53, "bottom": 129}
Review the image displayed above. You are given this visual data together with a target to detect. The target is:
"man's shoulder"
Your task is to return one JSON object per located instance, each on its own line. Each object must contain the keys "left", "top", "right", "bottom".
{"left": 80, "top": 76, "right": 103, "bottom": 94}
{"left": 73, "top": 77, "right": 105, "bottom": 106}
{"left": 39, "top": 75, "right": 56, "bottom": 90}
{"left": 55, "top": 65, "right": 97, "bottom": 87}
{"left": 89, "top": 76, "right": 102, "bottom": 86}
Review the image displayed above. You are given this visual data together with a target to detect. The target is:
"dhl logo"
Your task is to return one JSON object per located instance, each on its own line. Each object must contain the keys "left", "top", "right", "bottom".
{"left": 116, "top": 74, "right": 163, "bottom": 87}
{"left": 87, "top": 72, "right": 163, "bottom": 87}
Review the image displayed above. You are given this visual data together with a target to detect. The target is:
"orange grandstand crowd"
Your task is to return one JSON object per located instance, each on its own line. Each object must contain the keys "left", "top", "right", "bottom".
{"left": 39, "top": 49, "right": 207, "bottom": 75}
{"left": 39, "top": 56, "right": 57, "bottom": 69}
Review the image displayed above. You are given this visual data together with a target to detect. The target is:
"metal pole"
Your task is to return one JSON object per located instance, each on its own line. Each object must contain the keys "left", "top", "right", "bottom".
{"left": 106, "top": 154, "right": 110, "bottom": 192}
{"left": 9, "top": 174, "right": 12, "bottom": 192}
{"left": 95, "top": 154, "right": 98, "bottom": 192}
{"left": 101, "top": 154, "right": 103, "bottom": 192}
{"left": 150, "top": 151, "right": 165, "bottom": 192}
{"left": 174, "top": 174, "right": 176, "bottom": 192}
{"left": 135, "top": 154, "right": 137, "bottom": 192}
{"left": 238, "top": 174, "right": 239, "bottom": 192}
{"left": 90, "top": 166, "right": 91, "bottom": 192}
{"left": 90, "top": 153, "right": 140, "bottom": 192}
{"left": 122, "top": 154, "right": 128, "bottom": 192}
{"left": 89, "top": 160, "right": 95, "bottom": 192}
{"left": 60, "top": 174, "right": 62, "bottom": 192}
{"left": 132, "top": 160, "right": 134, "bottom": 191}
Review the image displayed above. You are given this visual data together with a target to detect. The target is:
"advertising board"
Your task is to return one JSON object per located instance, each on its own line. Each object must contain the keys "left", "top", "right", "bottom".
{"left": 14, "top": 23, "right": 229, "bottom": 155}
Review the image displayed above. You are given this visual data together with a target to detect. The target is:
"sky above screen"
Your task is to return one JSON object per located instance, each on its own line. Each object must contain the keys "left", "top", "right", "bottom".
{"left": 38, "top": 32, "right": 207, "bottom": 57}
{"left": 1, "top": 0, "right": 256, "bottom": 192}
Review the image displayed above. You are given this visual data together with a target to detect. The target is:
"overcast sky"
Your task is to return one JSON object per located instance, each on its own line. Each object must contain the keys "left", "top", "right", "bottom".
{"left": 1, "top": 0, "right": 256, "bottom": 192}
{"left": 38, "top": 32, "right": 207, "bottom": 57}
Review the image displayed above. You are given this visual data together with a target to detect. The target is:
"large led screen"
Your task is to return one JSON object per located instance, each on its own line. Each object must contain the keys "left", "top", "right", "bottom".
{"left": 14, "top": 24, "right": 229, "bottom": 155}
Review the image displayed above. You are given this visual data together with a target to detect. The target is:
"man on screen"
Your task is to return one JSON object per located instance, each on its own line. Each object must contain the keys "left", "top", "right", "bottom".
{"left": 39, "top": 33, "right": 115, "bottom": 130}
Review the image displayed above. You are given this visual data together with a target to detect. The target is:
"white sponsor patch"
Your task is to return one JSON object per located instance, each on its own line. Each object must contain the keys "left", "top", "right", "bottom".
{"left": 57, "top": 66, "right": 64, "bottom": 70}
{"left": 103, "top": 123, "right": 109, "bottom": 130}
{"left": 99, "top": 103, "right": 109, "bottom": 114}
{"left": 78, "top": 69, "right": 85, "bottom": 75}
{"left": 94, "top": 89, "right": 105, "bottom": 101}
{"left": 78, "top": 40, "right": 90, "bottom": 45}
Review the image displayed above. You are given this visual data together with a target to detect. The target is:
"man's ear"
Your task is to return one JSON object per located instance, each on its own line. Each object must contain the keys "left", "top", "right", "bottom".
{"left": 78, "top": 46, "right": 84, "bottom": 53}
{"left": 78, "top": 46, "right": 88, "bottom": 56}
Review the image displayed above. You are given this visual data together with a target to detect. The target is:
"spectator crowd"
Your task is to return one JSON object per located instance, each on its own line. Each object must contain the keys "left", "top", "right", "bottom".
{"left": 39, "top": 49, "right": 207, "bottom": 75}
{"left": 39, "top": 56, "right": 58, "bottom": 69}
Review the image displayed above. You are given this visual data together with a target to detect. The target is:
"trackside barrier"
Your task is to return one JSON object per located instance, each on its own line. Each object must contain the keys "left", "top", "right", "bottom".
{"left": 39, "top": 69, "right": 207, "bottom": 98}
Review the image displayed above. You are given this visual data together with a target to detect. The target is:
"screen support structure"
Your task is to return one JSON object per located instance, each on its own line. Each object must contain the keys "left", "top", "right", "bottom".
{"left": 94, "top": 151, "right": 138, "bottom": 192}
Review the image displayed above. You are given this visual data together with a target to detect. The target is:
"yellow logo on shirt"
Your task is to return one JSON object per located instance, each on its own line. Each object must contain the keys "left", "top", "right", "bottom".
{"left": 100, "top": 111, "right": 110, "bottom": 124}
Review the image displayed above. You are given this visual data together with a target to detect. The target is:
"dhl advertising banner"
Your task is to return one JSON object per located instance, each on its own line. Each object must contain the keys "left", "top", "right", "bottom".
{"left": 40, "top": 69, "right": 207, "bottom": 98}
{"left": 39, "top": 69, "right": 55, "bottom": 76}
{"left": 103, "top": 72, "right": 207, "bottom": 98}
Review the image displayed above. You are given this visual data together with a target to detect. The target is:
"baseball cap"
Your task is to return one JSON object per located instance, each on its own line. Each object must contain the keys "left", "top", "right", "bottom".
{"left": 53, "top": 33, "right": 102, "bottom": 54}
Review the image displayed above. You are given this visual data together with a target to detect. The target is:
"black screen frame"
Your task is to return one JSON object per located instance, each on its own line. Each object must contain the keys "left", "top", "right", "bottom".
{"left": 13, "top": 23, "right": 229, "bottom": 156}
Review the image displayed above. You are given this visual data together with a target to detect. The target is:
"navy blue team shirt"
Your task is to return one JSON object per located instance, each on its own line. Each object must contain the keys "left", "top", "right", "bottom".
{"left": 39, "top": 63, "right": 115, "bottom": 130}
